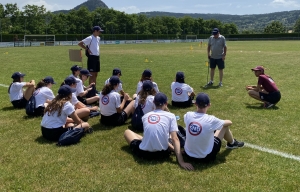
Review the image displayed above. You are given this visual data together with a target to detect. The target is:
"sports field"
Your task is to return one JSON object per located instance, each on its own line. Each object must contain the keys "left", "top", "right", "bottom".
{"left": 1, "top": 41, "right": 300, "bottom": 191}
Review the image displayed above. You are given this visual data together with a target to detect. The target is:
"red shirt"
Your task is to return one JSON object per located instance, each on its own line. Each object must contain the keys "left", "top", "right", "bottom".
{"left": 258, "top": 74, "right": 279, "bottom": 93}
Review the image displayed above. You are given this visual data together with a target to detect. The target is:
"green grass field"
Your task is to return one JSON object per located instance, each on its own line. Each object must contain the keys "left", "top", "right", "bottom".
{"left": 1, "top": 41, "right": 300, "bottom": 191}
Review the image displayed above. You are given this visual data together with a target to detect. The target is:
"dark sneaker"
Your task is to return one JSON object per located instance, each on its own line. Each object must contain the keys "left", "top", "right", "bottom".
{"left": 206, "top": 81, "right": 213, "bottom": 86}
{"left": 86, "top": 127, "right": 94, "bottom": 134}
{"left": 226, "top": 139, "right": 244, "bottom": 149}
{"left": 264, "top": 102, "right": 274, "bottom": 108}
{"left": 218, "top": 82, "right": 223, "bottom": 87}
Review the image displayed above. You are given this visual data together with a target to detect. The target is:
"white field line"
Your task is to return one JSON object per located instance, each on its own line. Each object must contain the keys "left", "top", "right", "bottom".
{"left": 245, "top": 143, "right": 300, "bottom": 162}
{"left": 0, "top": 82, "right": 300, "bottom": 162}
{"left": 0, "top": 84, "right": 9, "bottom": 87}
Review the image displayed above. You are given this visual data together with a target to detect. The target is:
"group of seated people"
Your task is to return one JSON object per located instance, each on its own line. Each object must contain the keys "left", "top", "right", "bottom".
{"left": 8, "top": 66, "right": 245, "bottom": 170}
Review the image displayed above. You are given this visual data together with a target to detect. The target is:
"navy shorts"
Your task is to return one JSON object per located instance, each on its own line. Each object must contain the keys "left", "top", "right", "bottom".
{"left": 130, "top": 139, "right": 170, "bottom": 160}
{"left": 210, "top": 58, "right": 225, "bottom": 69}
{"left": 100, "top": 111, "right": 128, "bottom": 126}
{"left": 41, "top": 126, "right": 72, "bottom": 141}
{"left": 11, "top": 97, "right": 27, "bottom": 108}
{"left": 172, "top": 96, "right": 193, "bottom": 108}
{"left": 185, "top": 137, "right": 222, "bottom": 163}
{"left": 87, "top": 55, "right": 100, "bottom": 72}
{"left": 259, "top": 91, "right": 281, "bottom": 104}
{"left": 77, "top": 96, "right": 87, "bottom": 105}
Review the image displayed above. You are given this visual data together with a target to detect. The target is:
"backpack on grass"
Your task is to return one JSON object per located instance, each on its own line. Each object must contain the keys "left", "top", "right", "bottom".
{"left": 57, "top": 128, "right": 85, "bottom": 146}
{"left": 26, "top": 95, "right": 36, "bottom": 116}
{"left": 131, "top": 104, "right": 144, "bottom": 131}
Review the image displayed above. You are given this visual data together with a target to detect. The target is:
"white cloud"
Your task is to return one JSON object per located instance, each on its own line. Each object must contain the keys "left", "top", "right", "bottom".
{"left": 17, "top": 0, "right": 67, "bottom": 11}
{"left": 116, "top": 6, "right": 141, "bottom": 14}
{"left": 271, "top": 0, "right": 300, "bottom": 7}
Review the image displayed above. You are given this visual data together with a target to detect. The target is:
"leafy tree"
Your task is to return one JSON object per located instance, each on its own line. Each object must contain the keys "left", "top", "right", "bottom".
{"left": 293, "top": 18, "right": 300, "bottom": 33}
{"left": 264, "top": 21, "right": 286, "bottom": 33}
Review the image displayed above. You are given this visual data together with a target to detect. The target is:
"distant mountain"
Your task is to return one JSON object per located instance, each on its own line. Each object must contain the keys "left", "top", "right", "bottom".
{"left": 53, "top": 0, "right": 108, "bottom": 14}
{"left": 139, "top": 11, "right": 300, "bottom": 32}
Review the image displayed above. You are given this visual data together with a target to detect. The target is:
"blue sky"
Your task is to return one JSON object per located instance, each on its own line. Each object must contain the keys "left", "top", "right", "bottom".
{"left": 2, "top": 0, "right": 300, "bottom": 15}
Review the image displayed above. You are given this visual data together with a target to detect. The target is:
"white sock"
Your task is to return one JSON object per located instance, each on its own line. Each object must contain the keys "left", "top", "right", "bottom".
{"left": 230, "top": 140, "right": 235, "bottom": 145}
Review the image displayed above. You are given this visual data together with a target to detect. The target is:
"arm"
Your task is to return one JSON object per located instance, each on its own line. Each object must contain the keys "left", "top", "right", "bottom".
{"left": 116, "top": 93, "right": 129, "bottom": 113}
{"left": 170, "top": 132, "right": 194, "bottom": 171}
{"left": 69, "top": 111, "right": 83, "bottom": 125}
{"left": 207, "top": 45, "right": 211, "bottom": 58}
{"left": 222, "top": 46, "right": 227, "bottom": 61}
{"left": 24, "top": 80, "right": 35, "bottom": 87}
{"left": 74, "top": 101, "right": 86, "bottom": 109}
{"left": 223, "top": 120, "right": 232, "bottom": 127}
{"left": 78, "top": 40, "right": 92, "bottom": 55}
{"left": 78, "top": 89, "right": 91, "bottom": 97}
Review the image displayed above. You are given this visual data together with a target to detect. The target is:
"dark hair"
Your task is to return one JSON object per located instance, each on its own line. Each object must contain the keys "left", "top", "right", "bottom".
{"left": 176, "top": 77, "right": 185, "bottom": 83}
{"left": 101, "top": 84, "right": 115, "bottom": 95}
{"left": 36, "top": 79, "right": 51, "bottom": 90}
{"left": 138, "top": 88, "right": 156, "bottom": 105}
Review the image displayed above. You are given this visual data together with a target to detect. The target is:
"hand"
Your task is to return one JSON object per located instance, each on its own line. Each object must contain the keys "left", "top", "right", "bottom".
{"left": 179, "top": 162, "right": 194, "bottom": 171}
{"left": 222, "top": 55, "right": 226, "bottom": 61}
{"left": 208, "top": 55, "right": 211, "bottom": 59}
{"left": 89, "top": 82, "right": 95, "bottom": 87}
{"left": 124, "top": 93, "right": 130, "bottom": 101}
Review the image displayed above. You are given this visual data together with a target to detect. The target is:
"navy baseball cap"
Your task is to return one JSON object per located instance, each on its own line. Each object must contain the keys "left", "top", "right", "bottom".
{"left": 176, "top": 72, "right": 185, "bottom": 80}
{"left": 11, "top": 72, "right": 25, "bottom": 79}
{"left": 142, "top": 80, "right": 154, "bottom": 91}
{"left": 58, "top": 85, "right": 76, "bottom": 96}
{"left": 64, "top": 76, "right": 80, "bottom": 85}
{"left": 43, "top": 76, "right": 56, "bottom": 84}
{"left": 112, "top": 68, "right": 122, "bottom": 76}
{"left": 80, "top": 69, "right": 92, "bottom": 76}
{"left": 70, "top": 65, "right": 81, "bottom": 71}
{"left": 212, "top": 28, "right": 219, "bottom": 35}
{"left": 93, "top": 26, "right": 104, "bottom": 32}
{"left": 154, "top": 92, "right": 168, "bottom": 106}
{"left": 142, "top": 69, "right": 152, "bottom": 77}
{"left": 196, "top": 93, "right": 210, "bottom": 108}
{"left": 109, "top": 76, "right": 120, "bottom": 85}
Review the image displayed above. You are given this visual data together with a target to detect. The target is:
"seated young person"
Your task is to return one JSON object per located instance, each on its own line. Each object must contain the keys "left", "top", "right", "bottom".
{"left": 41, "top": 85, "right": 90, "bottom": 141}
{"left": 77, "top": 69, "right": 99, "bottom": 105}
{"left": 184, "top": 93, "right": 244, "bottom": 163}
{"left": 136, "top": 69, "right": 159, "bottom": 94}
{"left": 134, "top": 80, "right": 156, "bottom": 115}
{"left": 171, "top": 71, "right": 195, "bottom": 108}
{"left": 124, "top": 93, "right": 194, "bottom": 170}
{"left": 33, "top": 76, "right": 56, "bottom": 116}
{"left": 9, "top": 72, "right": 35, "bottom": 108}
{"left": 99, "top": 76, "right": 135, "bottom": 126}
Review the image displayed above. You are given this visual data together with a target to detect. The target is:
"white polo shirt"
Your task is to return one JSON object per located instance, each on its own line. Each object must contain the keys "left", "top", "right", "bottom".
{"left": 41, "top": 101, "right": 75, "bottom": 128}
{"left": 34, "top": 87, "right": 55, "bottom": 108}
{"left": 9, "top": 82, "right": 26, "bottom": 101}
{"left": 134, "top": 95, "right": 155, "bottom": 114}
{"left": 82, "top": 35, "right": 100, "bottom": 56}
{"left": 171, "top": 82, "right": 193, "bottom": 102}
{"left": 139, "top": 110, "right": 178, "bottom": 151}
{"left": 99, "top": 90, "right": 121, "bottom": 116}
{"left": 184, "top": 112, "right": 224, "bottom": 158}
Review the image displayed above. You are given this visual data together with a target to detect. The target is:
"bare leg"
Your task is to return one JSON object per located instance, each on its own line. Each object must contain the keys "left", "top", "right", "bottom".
{"left": 124, "top": 100, "right": 135, "bottom": 117}
{"left": 214, "top": 126, "right": 234, "bottom": 144}
{"left": 23, "top": 86, "right": 35, "bottom": 100}
{"left": 74, "top": 122, "right": 90, "bottom": 131}
{"left": 248, "top": 90, "right": 264, "bottom": 102}
{"left": 86, "top": 95, "right": 100, "bottom": 104}
{"left": 210, "top": 68, "right": 215, "bottom": 82}
{"left": 89, "top": 72, "right": 98, "bottom": 86}
{"left": 124, "top": 129, "right": 143, "bottom": 144}
{"left": 219, "top": 69, "right": 223, "bottom": 83}
{"left": 75, "top": 108, "right": 90, "bottom": 121}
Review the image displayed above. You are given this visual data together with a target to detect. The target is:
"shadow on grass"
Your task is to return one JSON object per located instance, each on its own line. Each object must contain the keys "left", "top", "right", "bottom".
{"left": 1, "top": 106, "right": 18, "bottom": 111}
{"left": 187, "top": 149, "right": 232, "bottom": 171}
{"left": 200, "top": 85, "right": 221, "bottom": 90}
{"left": 35, "top": 136, "right": 56, "bottom": 145}
{"left": 120, "top": 145, "right": 172, "bottom": 166}
{"left": 22, "top": 115, "right": 42, "bottom": 119}
{"left": 244, "top": 103, "right": 280, "bottom": 110}
{"left": 120, "top": 145, "right": 233, "bottom": 170}
{"left": 92, "top": 120, "right": 132, "bottom": 132}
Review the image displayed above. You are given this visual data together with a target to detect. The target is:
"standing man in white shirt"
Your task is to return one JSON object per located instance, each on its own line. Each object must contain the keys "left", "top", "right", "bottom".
{"left": 78, "top": 26, "right": 103, "bottom": 87}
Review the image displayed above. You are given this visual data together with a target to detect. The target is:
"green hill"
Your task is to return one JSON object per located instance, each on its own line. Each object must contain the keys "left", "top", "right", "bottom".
{"left": 53, "top": 0, "right": 108, "bottom": 14}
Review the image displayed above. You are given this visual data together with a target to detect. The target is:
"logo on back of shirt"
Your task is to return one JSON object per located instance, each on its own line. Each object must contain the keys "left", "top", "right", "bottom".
{"left": 175, "top": 87, "right": 183, "bottom": 95}
{"left": 188, "top": 122, "right": 202, "bottom": 136}
{"left": 148, "top": 114, "right": 160, "bottom": 124}
{"left": 101, "top": 95, "right": 109, "bottom": 105}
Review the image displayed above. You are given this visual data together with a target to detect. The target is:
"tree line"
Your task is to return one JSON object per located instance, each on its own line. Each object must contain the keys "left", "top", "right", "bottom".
{"left": 1, "top": 3, "right": 300, "bottom": 38}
